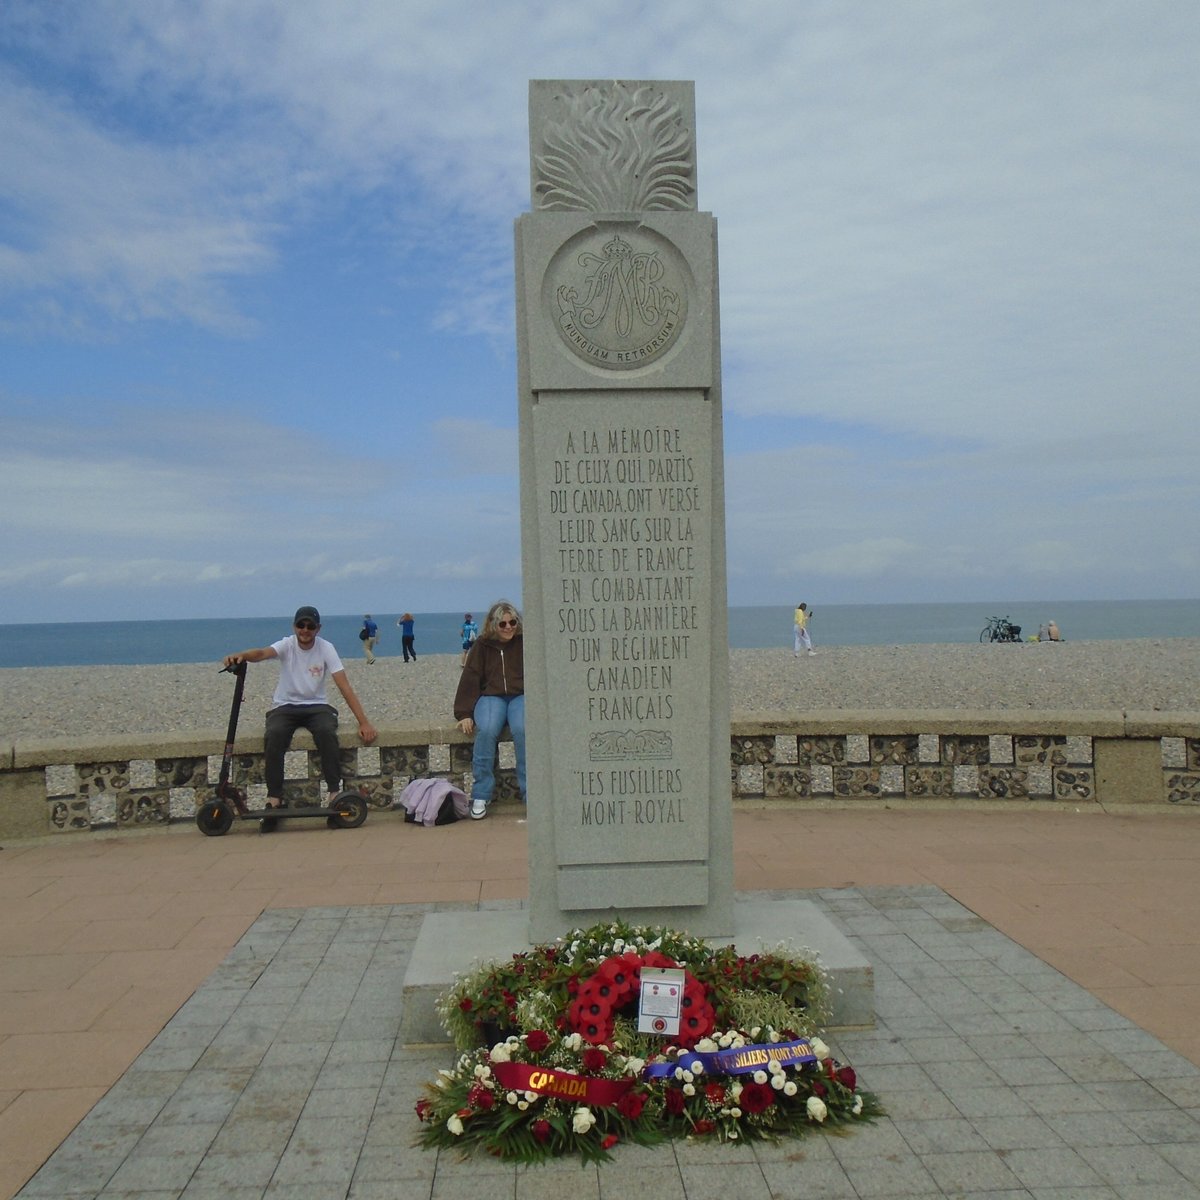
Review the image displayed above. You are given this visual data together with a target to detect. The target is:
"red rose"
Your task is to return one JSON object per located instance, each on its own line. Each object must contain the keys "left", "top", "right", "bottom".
{"left": 705, "top": 1083, "right": 726, "bottom": 1105}
{"left": 739, "top": 1082, "right": 775, "bottom": 1114}
{"left": 601, "top": 1133, "right": 619, "bottom": 1150}
{"left": 836, "top": 1065, "right": 857, "bottom": 1090}
{"left": 467, "top": 1083, "right": 495, "bottom": 1111}
{"left": 414, "top": 1098, "right": 432, "bottom": 1122}
{"left": 812, "top": 1080, "right": 827, "bottom": 1098}
{"left": 532, "top": 1119, "right": 552, "bottom": 1144}
{"left": 458, "top": 997, "right": 473, "bottom": 1012}
{"left": 582, "top": 1047, "right": 607, "bottom": 1073}
{"left": 525, "top": 1029, "right": 551, "bottom": 1053}
{"left": 694, "top": 1118, "right": 715, "bottom": 1135}
{"left": 616, "top": 1090, "right": 647, "bottom": 1120}
{"left": 664, "top": 1088, "right": 687, "bottom": 1115}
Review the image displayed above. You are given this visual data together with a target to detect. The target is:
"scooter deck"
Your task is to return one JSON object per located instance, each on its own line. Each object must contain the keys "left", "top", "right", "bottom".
{"left": 247, "top": 805, "right": 343, "bottom": 820}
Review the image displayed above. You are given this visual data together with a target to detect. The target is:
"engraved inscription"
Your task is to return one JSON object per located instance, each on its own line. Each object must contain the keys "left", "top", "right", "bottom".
{"left": 540, "top": 414, "right": 707, "bottom": 838}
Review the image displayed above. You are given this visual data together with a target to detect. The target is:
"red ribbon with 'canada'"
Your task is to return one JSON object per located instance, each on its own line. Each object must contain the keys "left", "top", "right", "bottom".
{"left": 491, "top": 1060, "right": 635, "bottom": 1107}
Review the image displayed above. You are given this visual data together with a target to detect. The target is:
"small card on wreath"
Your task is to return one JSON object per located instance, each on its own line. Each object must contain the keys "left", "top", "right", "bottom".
{"left": 637, "top": 966, "right": 685, "bottom": 1036}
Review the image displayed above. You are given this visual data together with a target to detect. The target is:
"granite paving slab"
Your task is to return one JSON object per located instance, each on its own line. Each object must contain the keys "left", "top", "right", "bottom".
{"left": 18, "top": 887, "right": 1200, "bottom": 1199}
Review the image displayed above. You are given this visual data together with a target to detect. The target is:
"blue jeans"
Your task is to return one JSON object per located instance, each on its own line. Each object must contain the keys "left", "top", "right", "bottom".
{"left": 471, "top": 694, "right": 526, "bottom": 803}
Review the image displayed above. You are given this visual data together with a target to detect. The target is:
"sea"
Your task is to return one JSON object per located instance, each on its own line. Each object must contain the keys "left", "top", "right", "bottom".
{"left": 0, "top": 599, "right": 1196, "bottom": 670}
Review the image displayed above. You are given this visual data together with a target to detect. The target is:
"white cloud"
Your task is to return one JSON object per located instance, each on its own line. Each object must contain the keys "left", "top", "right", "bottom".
{"left": 1, "top": 1, "right": 1197, "bottom": 620}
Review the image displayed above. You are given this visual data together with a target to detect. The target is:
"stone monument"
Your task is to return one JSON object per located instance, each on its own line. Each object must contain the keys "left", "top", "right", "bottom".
{"left": 400, "top": 81, "right": 872, "bottom": 1041}
{"left": 516, "top": 79, "right": 734, "bottom": 940}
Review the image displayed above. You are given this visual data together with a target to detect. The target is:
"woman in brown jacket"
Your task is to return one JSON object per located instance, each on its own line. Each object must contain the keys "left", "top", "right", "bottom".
{"left": 453, "top": 600, "right": 525, "bottom": 819}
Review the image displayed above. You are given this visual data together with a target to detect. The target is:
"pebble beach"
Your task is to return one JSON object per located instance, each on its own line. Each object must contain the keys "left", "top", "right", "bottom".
{"left": 1, "top": 638, "right": 1197, "bottom": 744}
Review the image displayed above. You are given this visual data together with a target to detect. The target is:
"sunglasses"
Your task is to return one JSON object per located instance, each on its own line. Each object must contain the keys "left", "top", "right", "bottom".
{"left": 295, "top": 621, "right": 318, "bottom": 631}
{"left": 496, "top": 619, "right": 519, "bottom": 629}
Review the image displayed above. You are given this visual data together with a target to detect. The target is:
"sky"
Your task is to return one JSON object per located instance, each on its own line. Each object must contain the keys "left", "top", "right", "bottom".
{"left": 2, "top": 1, "right": 1198, "bottom": 625}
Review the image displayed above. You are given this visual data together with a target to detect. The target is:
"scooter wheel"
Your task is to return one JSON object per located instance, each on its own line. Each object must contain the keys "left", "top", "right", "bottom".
{"left": 328, "top": 790, "right": 368, "bottom": 829}
{"left": 196, "top": 800, "right": 235, "bottom": 836}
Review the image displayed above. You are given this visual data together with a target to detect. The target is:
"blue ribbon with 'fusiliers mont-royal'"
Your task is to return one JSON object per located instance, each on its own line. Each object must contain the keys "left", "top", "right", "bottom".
{"left": 642, "top": 1037, "right": 817, "bottom": 1079}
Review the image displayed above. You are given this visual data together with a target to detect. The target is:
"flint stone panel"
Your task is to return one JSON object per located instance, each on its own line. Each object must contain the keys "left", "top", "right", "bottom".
{"left": 978, "top": 767, "right": 1030, "bottom": 800}
{"left": 1166, "top": 773, "right": 1200, "bottom": 805}
{"left": 906, "top": 766, "right": 954, "bottom": 797}
{"left": 119, "top": 790, "right": 169, "bottom": 826}
{"left": 1054, "top": 767, "right": 1096, "bottom": 802}
{"left": 157, "top": 757, "right": 207, "bottom": 789}
{"left": 731, "top": 736, "right": 774, "bottom": 767}
{"left": 834, "top": 766, "right": 882, "bottom": 797}
{"left": 943, "top": 737, "right": 989, "bottom": 765}
{"left": 1016, "top": 735, "right": 1064, "bottom": 765}
{"left": 870, "top": 735, "right": 919, "bottom": 765}
{"left": 797, "top": 735, "right": 845, "bottom": 766}
{"left": 764, "top": 766, "right": 811, "bottom": 798}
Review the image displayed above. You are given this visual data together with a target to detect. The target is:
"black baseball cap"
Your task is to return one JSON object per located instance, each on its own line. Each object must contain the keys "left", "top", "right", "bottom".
{"left": 294, "top": 606, "right": 321, "bottom": 625}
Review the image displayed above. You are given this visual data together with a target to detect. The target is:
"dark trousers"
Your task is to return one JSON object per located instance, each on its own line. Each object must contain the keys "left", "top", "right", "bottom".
{"left": 402, "top": 635, "right": 416, "bottom": 661}
{"left": 263, "top": 704, "right": 341, "bottom": 797}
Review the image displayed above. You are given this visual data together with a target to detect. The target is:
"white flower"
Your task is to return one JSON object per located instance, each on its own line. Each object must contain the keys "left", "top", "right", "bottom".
{"left": 767, "top": 1060, "right": 783, "bottom": 1076}
{"left": 517, "top": 1100, "right": 529, "bottom": 1111}
{"left": 730, "top": 1082, "right": 743, "bottom": 1101}
{"left": 750, "top": 1026, "right": 762, "bottom": 1039}
{"left": 683, "top": 1083, "right": 695, "bottom": 1096}
{"left": 806, "top": 1096, "right": 828, "bottom": 1122}
{"left": 524, "top": 1091, "right": 538, "bottom": 1102}
{"left": 613, "top": 938, "right": 625, "bottom": 953}
{"left": 563, "top": 1032, "right": 583, "bottom": 1052}
{"left": 446, "top": 1114, "right": 464, "bottom": 1136}
{"left": 770, "top": 1075, "right": 785, "bottom": 1090}
{"left": 783, "top": 1081, "right": 798, "bottom": 1097}
{"left": 753, "top": 1070, "right": 768, "bottom": 1085}
{"left": 852, "top": 1095, "right": 863, "bottom": 1115}
{"left": 623, "top": 1057, "right": 645, "bottom": 1077}
{"left": 729, "top": 1106, "right": 742, "bottom": 1118}
{"left": 810, "top": 1038, "right": 830, "bottom": 1060}
{"left": 728, "top": 1126, "right": 739, "bottom": 1138}
{"left": 674, "top": 1067, "right": 685, "bottom": 1081}
{"left": 474, "top": 1063, "right": 492, "bottom": 1078}
{"left": 696, "top": 1037, "right": 718, "bottom": 1053}
{"left": 572, "top": 1106, "right": 597, "bottom": 1134}
{"left": 489, "top": 1044, "right": 511, "bottom": 1063}
{"left": 506, "top": 1091, "right": 519, "bottom": 1105}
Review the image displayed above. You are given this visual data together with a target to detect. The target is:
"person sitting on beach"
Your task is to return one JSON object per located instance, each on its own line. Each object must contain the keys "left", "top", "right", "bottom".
{"left": 1047, "top": 620, "right": 1062, "bottom": 642}
{"left": 222, "top": 606, "right": 377, "bottom": 809}
{"left": 454, "top": 600, "right": 525, "bottom": 820}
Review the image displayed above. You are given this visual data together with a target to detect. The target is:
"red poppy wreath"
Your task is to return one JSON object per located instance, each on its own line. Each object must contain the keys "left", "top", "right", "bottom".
{"left": 566, "top": 950, "right": 716, "bottom": 1048}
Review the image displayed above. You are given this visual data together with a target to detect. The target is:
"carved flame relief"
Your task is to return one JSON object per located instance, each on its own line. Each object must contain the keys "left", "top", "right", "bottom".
{"left": 534, "top": 83, "right": 695, "bottom": 212}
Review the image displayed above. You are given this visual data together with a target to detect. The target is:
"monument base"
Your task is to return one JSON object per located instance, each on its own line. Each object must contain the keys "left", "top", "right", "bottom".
{"left": 399, "top": 900, "right": 874, "bottom": 1045}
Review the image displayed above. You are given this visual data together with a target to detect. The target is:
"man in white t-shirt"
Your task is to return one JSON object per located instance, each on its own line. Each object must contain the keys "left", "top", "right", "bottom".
{"left": 223, "top": 605, "right": 378, "bottom": 808}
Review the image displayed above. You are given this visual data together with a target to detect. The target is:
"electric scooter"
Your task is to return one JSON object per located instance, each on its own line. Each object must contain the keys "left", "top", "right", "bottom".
{"left": 195, "top": 661, "right": 369, "bottom": 836}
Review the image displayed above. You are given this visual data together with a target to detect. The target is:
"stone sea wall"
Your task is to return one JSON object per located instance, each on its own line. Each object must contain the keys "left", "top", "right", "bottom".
{"left": 3, "top": 711, "right": 1198, "bottom": 840}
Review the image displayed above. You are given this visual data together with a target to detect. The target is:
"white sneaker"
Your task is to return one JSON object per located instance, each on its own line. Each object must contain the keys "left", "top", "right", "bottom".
{"left": 470, "top": 798, "right": 487, "bottom": 820}
{"left": 808, "top": 649, "right": 816, "bottom": 656}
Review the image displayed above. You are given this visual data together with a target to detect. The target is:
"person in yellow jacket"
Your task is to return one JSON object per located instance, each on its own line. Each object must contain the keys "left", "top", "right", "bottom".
{"left": 793, "top": 602, "right": 815, "bottom": 656}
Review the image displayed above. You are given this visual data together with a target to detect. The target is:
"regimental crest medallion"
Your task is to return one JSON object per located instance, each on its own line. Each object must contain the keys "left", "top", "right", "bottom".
{"left": 547, "top": 228, "right": 689, "bottom": 370}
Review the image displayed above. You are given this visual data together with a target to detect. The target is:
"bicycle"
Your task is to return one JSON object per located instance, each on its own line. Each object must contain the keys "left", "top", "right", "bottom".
{"left": 980, "top": 615, "right": 1023, "bottom": 643}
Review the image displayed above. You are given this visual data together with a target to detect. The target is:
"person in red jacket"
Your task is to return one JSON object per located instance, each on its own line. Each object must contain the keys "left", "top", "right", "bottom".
{"left": 454, "top": 600, "right": 525, "bottom": 820}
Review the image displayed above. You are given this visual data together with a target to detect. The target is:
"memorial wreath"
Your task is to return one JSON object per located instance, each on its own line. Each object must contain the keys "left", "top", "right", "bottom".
{"left": 416, "top": 920, "right": 882, "bottom": 1162}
